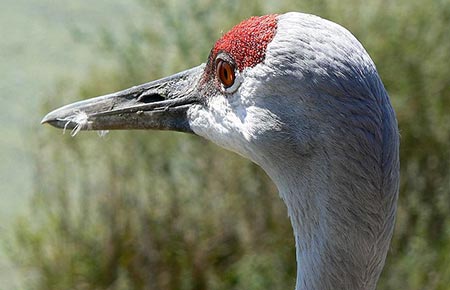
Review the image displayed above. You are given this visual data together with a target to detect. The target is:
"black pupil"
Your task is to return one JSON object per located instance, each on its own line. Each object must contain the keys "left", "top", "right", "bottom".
{"left": 223, "top": 66, "right": 228, "bottom": 80}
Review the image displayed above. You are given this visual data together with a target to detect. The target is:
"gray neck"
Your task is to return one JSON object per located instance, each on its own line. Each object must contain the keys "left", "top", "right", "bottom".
{"left": 262, "top": 148, "right": 397, "bottom": 290}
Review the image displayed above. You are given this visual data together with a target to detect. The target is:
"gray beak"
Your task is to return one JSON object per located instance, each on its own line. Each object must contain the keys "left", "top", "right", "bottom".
{"left": 41, "top": 64, "right": 205, "bottom": 133}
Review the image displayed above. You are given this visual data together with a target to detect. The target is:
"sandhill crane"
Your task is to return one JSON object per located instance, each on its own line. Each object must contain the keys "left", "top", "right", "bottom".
{"left": 42, "top": 12, "right": 400, "bottom": 290}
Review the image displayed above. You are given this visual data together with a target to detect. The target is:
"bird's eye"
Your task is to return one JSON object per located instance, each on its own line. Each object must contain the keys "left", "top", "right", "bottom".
{"left": 216, "top": 59, "right": 235, "bottom": 88}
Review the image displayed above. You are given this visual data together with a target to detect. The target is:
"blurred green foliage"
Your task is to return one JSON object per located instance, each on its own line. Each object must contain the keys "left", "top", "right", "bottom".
{"left": 8, "top": 0, "right": 450, "bottom": 289}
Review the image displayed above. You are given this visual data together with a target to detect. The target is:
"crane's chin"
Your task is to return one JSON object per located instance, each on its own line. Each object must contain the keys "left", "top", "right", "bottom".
{"left": 41, "top": 64, "right": 205, "bottom": 134}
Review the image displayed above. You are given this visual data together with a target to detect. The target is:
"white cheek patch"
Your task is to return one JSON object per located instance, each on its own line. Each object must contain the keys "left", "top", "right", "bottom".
{"left": 188, "top": 90, "right": 281, "bottom": 161}
{"left": 189, "top": 97, "right": 247, "bottom": 154}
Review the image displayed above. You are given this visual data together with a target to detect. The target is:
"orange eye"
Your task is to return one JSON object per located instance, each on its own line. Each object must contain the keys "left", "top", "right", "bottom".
{"left": 216, "top": 59, "right": 235, "bottom": 88}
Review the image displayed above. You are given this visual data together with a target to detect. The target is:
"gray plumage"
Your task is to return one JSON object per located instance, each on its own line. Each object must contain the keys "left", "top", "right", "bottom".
{"left": 42, "top": 12, "right": 400, "bottom": 290}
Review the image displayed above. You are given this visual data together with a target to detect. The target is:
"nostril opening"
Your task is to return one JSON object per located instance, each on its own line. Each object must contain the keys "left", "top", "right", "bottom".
{"left": 137, "top": 93, "right": 166, "bottom": 103}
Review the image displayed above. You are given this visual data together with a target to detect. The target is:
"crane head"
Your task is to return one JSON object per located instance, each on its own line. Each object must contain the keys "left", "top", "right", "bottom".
{"left": 41, "top": 14, "right": 280, "bottom": 161}
{"left": 42, "top": 13, "right": 386, "bottom": 168}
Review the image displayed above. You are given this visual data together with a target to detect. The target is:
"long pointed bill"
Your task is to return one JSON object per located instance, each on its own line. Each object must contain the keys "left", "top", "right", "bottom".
{"left": 41, "top": 64, "right": 205, "bottom": 134}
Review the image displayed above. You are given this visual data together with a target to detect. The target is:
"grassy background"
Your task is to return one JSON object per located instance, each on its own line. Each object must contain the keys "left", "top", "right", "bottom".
{"left": 2, "top": 0, "right": 449, "bottom": 289}
{"left": 0, "top": 0, "right": 146, "bottom": 288}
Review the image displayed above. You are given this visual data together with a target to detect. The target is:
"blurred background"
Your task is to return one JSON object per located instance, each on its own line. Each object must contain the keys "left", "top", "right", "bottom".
{"left": 1, "top": 0, "right": 449, "bottom": 289}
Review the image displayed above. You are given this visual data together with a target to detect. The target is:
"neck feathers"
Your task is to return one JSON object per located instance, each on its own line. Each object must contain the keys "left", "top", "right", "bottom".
{"left": 268, "top": 88, "right": 399, "bottom": 290}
